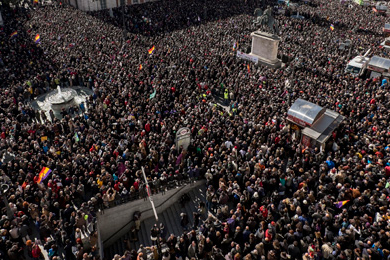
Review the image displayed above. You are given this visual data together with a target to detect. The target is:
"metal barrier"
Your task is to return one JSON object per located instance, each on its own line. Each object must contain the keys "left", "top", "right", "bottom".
{"left": 100, "top": 179, "right": 195, "bottom": 212}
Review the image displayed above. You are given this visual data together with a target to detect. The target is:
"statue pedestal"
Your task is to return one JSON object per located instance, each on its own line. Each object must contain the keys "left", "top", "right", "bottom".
{"left": 250, "top": 31, "right": 281, "bottom": 68}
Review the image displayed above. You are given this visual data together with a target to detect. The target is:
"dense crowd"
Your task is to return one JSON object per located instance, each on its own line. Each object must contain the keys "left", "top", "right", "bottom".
{"left": 0, "top": 0, "right": 390, "bottom": 259}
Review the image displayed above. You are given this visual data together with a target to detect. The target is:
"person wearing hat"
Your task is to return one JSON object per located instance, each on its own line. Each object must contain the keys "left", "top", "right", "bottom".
{"left": 26, "top": 240, "right": 35, "bottom": 259}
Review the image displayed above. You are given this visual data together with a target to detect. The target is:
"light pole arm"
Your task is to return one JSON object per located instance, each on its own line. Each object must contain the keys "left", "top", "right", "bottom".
{"left": 141, "top": 167, "right": 158, "bottom": 221}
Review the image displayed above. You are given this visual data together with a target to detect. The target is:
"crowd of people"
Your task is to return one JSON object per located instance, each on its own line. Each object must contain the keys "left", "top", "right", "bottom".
{"left": 0, "top": 0, "right": 390, "bottom": 259}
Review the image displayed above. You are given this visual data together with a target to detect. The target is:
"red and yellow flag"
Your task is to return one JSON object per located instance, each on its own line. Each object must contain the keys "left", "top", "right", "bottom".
{"left": 148, "top": 46, "right": 155, "bottom": 55}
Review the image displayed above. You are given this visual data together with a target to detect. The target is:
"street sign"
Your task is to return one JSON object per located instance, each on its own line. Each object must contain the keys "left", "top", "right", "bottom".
{"left": 175, "top": 127, "right": 191, "bottom": 151}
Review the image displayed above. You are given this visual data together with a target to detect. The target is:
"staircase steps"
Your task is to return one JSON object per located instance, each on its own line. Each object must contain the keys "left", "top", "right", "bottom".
{"left": 104, "top": 183, "right": 206, "bottom": 260}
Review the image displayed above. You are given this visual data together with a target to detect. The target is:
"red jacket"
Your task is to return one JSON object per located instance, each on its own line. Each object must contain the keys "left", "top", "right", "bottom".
{"left": 32, "top": 244, "right": 41, "bottom": 258}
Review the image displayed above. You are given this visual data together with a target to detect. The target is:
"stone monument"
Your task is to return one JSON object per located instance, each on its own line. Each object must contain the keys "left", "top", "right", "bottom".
{"left": 250, "top": 7, "right": 282, "bottom": 68}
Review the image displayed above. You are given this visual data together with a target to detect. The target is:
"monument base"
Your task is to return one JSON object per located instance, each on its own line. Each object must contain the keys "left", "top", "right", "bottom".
{"left": 250, "top": 31, "right": 282, "bottom": 69}
{"left": 249, "top": 53, "right": 282, "bottom": 68}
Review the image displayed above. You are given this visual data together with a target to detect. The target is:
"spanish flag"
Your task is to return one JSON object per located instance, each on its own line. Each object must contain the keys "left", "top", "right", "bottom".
{"left": 148, "top": 46, "right": 155, "bottom": 55}
{"left": 34, "top": 0, "right": 38, "bottom": 3}
{"left": 34, "top": 34, "right": 40, "bottom": 43}
{"left": 10, "top": 31, "right": 18, "bottom": 38}
{"left": 37, "top": 167, "right": 52, "bottom": 184}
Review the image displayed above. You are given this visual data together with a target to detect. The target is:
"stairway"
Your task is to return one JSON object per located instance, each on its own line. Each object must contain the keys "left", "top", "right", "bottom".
{"left": 104, "top": 184, "right": 206, "bottom": 260}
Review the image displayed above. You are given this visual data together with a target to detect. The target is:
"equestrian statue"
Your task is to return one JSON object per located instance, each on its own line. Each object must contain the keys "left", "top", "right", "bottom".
{"left": 253, "top": 6, "right": 279, "bottom": 35}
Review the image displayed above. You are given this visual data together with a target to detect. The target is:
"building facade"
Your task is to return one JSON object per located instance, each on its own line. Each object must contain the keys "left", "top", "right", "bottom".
{"left": 68, "top": 0, "right": 156, "bottom": 12}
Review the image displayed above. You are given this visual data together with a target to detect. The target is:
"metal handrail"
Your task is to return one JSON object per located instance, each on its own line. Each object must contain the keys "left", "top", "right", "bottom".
{"left": 100, "top": 179, "right": 193, "bottom": 211}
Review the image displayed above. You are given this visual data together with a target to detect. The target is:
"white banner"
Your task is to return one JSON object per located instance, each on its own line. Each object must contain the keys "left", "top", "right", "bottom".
{"left": 237, "top": 50, "right": 259, "bottom": 64}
